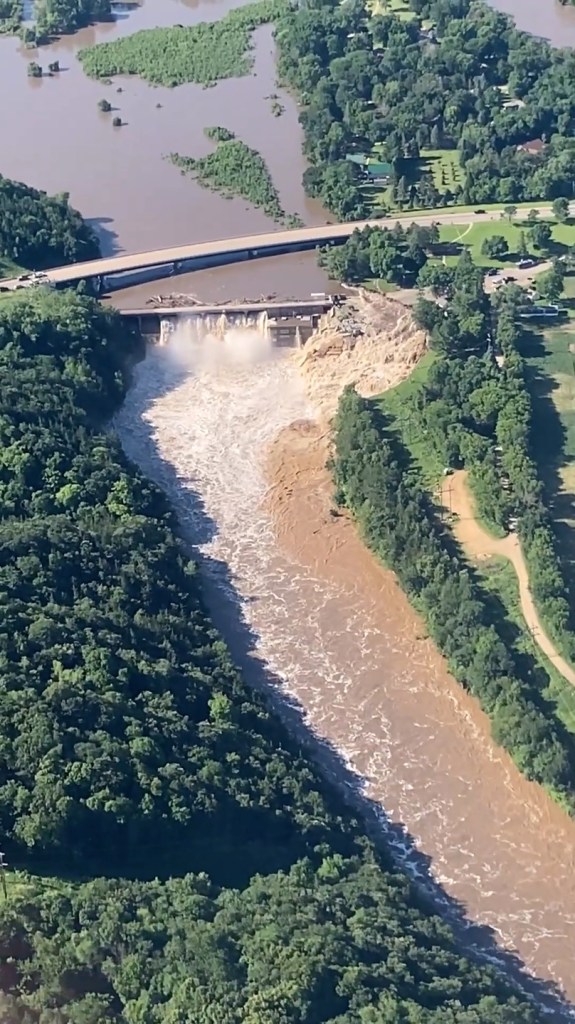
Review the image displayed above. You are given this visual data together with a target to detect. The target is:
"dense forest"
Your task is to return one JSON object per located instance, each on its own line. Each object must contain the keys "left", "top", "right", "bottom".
{"left": 0, "top": 286, "right": 544, "bottom": 1021}
{"left": 0, "top": 176, "right": 100, "bottom": 270}
{"left": 275, "top": 0, "right": 575, "bottom": 217}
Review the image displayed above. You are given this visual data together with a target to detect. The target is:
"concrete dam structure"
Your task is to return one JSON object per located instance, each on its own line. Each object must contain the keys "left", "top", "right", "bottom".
{"left": 121, "top": 296, "right": 341, "bottom": 347}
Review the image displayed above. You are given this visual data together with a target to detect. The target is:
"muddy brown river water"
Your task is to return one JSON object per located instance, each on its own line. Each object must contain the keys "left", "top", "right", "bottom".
{"left": 114, "top": 329, "right": 575, "bottom": 1019}
{"left": 5, "top": 0, "right": 575, "bottom": 1013}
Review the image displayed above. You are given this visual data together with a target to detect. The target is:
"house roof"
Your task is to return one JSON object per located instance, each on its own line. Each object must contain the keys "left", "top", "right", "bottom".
{"left": 345, "top": 154, "right": 392, "bottom": 176}
{"left": 518, "top": 138, "right": 545, "bottom": 155}
{"left": 365, "top": 161, "right": 393, "bottom": 177}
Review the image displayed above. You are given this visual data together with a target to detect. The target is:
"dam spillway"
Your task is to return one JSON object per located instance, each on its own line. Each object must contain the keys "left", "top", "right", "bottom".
{"left": 158, "top": 311, "right": 307, "bottom": 348}
{"left": 120, "top": 296, "right": 340, "bottom": 348}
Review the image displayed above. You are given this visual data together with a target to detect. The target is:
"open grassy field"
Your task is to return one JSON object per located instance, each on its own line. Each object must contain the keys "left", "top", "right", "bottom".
{"left": 519, "top": 321, "right": 575, "bottom": 625}
{"left": 419, "top": 149, "right": 464, "bottom": 195}
{"left": 366, "top": 0, "right": 416, "bottom": 19}
{"left": 374, "top": 351, "right": 443, "bottom": 487}
{"left": 439, "top": 218, "right": 575, "bottom": 267}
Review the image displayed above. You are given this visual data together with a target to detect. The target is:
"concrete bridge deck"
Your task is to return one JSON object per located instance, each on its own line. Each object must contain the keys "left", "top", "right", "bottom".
{"left": 2, "top": 205, "right": 567, "bottom": 293}
{"left": 1, "top": 204, "right": 570, "bottom": 294}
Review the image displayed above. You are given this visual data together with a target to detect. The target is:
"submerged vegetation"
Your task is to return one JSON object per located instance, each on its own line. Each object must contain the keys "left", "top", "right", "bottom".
{"left": 0, "top": 0, "right": 20, "bottom": 34}
{"left": 35, "top": 0, "right": 111, "bottom": 36}
{"left": 78, "top": 0, "right": 287, "bottom": 86}
{"left": 169, "top": 133, "right": 301, "bottom": 226}
{"left": 0, "top": 285, "right": 543, "bottom": 1022}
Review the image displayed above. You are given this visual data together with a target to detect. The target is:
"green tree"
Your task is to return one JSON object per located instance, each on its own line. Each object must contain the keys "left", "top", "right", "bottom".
{"left": 552, "top": 196, "right": 570, "bottom": 223}
{"left": 537, "top": 265, "right": 565, "bottom": 302}
{"left": 481, "top": 234, "right": 509, "bottom": 260}
{"left": 529, "top": 221, "right": 553, "bottom": 250}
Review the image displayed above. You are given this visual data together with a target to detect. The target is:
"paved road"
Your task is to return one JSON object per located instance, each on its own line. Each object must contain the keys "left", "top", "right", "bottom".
{"left": 1, "top": 204, "right": 570, "bottom": 291}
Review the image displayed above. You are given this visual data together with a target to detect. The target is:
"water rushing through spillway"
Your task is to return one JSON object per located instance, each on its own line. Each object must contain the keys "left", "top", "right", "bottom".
{"left": 114, "top": 324, "right": 575, "bottom": 1019}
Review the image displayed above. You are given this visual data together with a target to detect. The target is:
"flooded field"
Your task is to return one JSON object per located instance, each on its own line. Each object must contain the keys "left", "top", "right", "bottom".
{"left": 0, "top": 0, "right": 327, "bottom": 256}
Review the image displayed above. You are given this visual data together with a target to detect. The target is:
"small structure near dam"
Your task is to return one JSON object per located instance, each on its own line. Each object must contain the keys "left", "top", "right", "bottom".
{"left": 119, "top": 295, "right": 343, "bottom": 347}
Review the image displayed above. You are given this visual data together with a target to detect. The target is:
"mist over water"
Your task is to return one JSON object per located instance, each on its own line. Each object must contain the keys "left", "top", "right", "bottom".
{"left": 164, "top": 314, "right": 277, "bottom": 371}
{"left": 113, "top": 323, "right": 575, "bottom": 1018}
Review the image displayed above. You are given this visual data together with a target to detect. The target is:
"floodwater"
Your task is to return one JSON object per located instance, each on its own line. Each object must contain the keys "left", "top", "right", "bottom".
{"left": 0, "top": 0, "right": 327, "bottom": 257}
{"left": 487, "top": 0, "right": 575, "bottom": 45}
{"left": 114, "top": 330, "right": 575, "bottom": 1018}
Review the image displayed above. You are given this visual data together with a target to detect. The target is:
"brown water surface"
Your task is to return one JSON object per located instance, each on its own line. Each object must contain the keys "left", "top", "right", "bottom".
{"left": 0, "top": 0, "right": 326, "bottom": 255}
{"left": 487, "top": 0, "right": 575, "bottom": 44}
{"left": 7, "top": 0, "right": 575, "bottom": 1013}
{"left": 113, "top": 331, "right": 575, "bottom": 1018}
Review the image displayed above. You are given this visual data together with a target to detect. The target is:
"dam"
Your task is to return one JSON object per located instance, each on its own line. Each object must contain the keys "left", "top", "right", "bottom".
{"left": 120, "top": 295, "right": 343, "bottom": 346}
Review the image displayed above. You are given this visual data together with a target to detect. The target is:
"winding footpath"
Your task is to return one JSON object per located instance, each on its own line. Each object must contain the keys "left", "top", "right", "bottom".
{"left": 443, "top": 470, "right": 575, "bottom": 687}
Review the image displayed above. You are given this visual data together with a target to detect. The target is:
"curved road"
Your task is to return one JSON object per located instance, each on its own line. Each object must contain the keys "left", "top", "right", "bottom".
{"left": 2, "top": 204, "right": 571, "bottom": 290}
{"left": 444, "top": 470, "right": 575, "bottom": 687}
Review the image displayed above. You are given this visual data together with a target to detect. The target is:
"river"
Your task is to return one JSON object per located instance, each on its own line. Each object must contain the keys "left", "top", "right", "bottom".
{"left": 114, "top": 329, "right": 575, "bottom": 1018}
{"left": 6, "top": 0, "right": 575, "bottom": 1014}
{"left": 488, "top": 0, "right": 575, "bottom": 45}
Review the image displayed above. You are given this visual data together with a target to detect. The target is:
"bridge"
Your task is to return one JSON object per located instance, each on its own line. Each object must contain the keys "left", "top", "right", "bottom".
{"left": 2, "top": 206, "right": 564, "bottom": 293}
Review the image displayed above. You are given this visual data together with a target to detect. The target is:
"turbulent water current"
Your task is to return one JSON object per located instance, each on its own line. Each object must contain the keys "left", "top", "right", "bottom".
{"left": 114, "top": 324, "right": 575, "bottom": 1019}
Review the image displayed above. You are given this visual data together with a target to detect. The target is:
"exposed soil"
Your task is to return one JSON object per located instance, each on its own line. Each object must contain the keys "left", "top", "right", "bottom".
{"left": 294, "top": 290, "right": 426, "bottom": 419}
{"left": 442, "top": 470, "right": 575, "bottom": 688}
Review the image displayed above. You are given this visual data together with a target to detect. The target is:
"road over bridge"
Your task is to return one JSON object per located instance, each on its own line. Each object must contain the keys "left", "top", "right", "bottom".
{"left": 0, "top": 205, "right": 569, "bottom": 292}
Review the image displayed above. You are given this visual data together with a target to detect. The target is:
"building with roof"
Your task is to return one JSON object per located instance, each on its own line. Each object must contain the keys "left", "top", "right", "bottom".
{"left": 517, "top": 138, "right": 545, "bottom": 156}
{"left": 345, "top": 153, "right": 393, "bottom": 182}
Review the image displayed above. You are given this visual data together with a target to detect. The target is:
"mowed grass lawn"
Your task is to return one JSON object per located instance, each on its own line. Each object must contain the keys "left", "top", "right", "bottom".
{"left": 367, "top": 0, "right": 416, "bottom": 19}
{"left": 478, "top": 556, "right": 575, "bottom": 738}
{"left": 440, "top": 218, "right": 575, "bottom": 266}
{"left": 374, "top": 351, "right": 444, "bottom": 487}
{"left": 419, "top": 149, "right": 464, "bottom": 194}
{"left": 516, "top": 321, "right": 575, "bottom": 735}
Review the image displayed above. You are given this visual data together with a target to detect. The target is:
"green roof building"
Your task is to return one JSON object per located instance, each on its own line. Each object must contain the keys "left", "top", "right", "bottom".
{"left": 346, "top": 153, "right": 393, "bottom": 180}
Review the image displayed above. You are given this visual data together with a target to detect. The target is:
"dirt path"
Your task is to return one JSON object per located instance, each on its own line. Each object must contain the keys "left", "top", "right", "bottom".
{"left": 443, "top": 470, "right": 575, "bottom": 687}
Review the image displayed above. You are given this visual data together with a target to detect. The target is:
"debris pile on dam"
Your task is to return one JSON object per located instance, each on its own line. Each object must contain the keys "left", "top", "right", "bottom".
{"left": 294, "top": 290, "right": 426, "bottom": 419}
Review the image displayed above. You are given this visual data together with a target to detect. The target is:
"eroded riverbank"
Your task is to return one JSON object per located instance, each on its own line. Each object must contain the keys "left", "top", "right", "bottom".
{"left": 113, "top": 314, "right": 575, "bottom": 1016}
